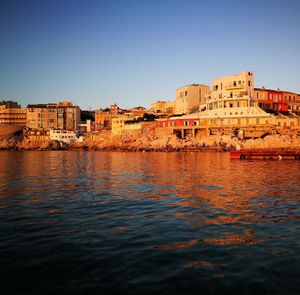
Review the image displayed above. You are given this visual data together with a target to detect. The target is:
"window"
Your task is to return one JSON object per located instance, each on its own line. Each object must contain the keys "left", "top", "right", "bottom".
{"left": 248, "top": 81, "right": 251, "bottom": 87}
{"left": 233, "top": 81, "right": 236, "bottom": 87}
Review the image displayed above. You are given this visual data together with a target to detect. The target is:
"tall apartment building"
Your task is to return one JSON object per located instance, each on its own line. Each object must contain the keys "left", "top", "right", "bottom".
{"left": 0, "top": 103, "right": 27, "bottom": 126}
{"left": 199, "top": 71, "right": 271, "bottom": 122}
{"left": 175, "top": 84, "right": 210, "bottom": 114}
{"left": 208, "top": 71, "right": 255, "bottom": 109}
{"left": 26, "top": 101, "right": 80, "bottom": 131}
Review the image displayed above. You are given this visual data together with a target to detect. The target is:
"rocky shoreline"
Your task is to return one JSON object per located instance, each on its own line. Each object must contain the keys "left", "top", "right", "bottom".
{"left": 1, "top": 129, "right": 300, "bottom": 152}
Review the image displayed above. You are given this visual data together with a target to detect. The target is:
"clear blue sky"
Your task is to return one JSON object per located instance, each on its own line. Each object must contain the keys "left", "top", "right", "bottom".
{"left": 1, "top": 0, "right": 300, "bottom": 110}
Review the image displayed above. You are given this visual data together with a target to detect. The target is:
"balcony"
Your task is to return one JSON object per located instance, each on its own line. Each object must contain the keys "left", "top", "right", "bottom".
{"left": 224, "top": 83, "right": 245, "bottom": 90}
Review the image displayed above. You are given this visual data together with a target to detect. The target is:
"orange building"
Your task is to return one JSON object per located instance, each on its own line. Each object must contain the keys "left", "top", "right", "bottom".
{"left": 254, "top": 87, "right": 288, "bottom": 113}
{"left": 94, "top": 103, "right": 122, "bottom": 130}
{"left": 282, "top": 91, "right": 300, "bottom": 115}
{"left": 0, "top": 105, "right": 27, "bottom": 126}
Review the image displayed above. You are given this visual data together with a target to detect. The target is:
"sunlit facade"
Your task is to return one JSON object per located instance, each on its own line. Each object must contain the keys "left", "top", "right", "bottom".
{"left": 175, "top": 84, "right": 210, "bottom": 114}
{"left": 0, "top": 105, "right": 27, "bottom": 126}
{"left": 26, "top": 101, "right": 80, "bottom": 131}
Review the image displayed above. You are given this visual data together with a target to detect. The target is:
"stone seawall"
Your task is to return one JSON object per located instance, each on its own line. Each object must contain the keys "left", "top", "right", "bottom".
{"left": 1, "top": 128, "right": 300, "bottom": 151}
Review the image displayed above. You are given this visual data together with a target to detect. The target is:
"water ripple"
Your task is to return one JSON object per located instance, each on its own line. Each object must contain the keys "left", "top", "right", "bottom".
{"left": 0, "top": 151, "right": 300, "bottom": 294}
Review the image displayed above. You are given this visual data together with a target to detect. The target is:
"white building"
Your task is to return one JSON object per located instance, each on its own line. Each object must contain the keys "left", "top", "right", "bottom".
{"left": 50, "top": 130, "right": 78, "bottom": 144}
{"left": 199, "top": 71, "right": 271, "bottom": 121}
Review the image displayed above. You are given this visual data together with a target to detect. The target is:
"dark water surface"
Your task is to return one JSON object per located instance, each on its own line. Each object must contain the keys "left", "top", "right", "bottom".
{"left": 0, "top": 151, "right": 300, "bottom": 294}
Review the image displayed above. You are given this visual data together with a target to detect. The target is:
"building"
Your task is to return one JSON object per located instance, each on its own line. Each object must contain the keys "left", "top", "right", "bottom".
{"left": 127, "top": 106, "right": 147, "bottom": 116}
{"left": 151, "top": 101, "right": 167, "bottom": 113}
{"left": 198, "top": 71, "right": 271, "bottom": 120}
{"left": 254, "top": 88, "right": 299, "bottom": 114}
{"left": 254, "top": 87, "right": 269, "bottom": 110}
{"left": 111, "top": 115, "right": 157, "bottom": 136}
{"left": 26, "top": 101, "right": 80, "bottom": 131}
{"left": 157, "top": 71, "right": 278, "bottom": 138}
{"left": 94, "top": 103, "right": 123, "bottom": 130}
{"left": 111, "top": 115, "right": 133, "bottom": 135}
{"left": 254, "top": 88, "right": 287, "bottom": 113}
{"left": 208, "top": 71, "right": 255, "bottom": 108}
{"left": 0, "top": 105, "right": 27, "bottom": 126}
{"left": 24, "top": 130, "right": 50, "bottom": 145}
{"left": 175, "top": 84, "right": 210, "bottom": 114}
{"left": 49, "top": 130, "right": 78, "bottom": 144}
{"left": 0, "top": 101, "right": 27, "bottom": 136}
{"left": 164, "top": 100, "right": 176, "bottom": 114}
{"left": 282, "top": 91, "right": 300, "bottom": 115}
{"left": 150, "top": 100, "right": 176, "bottom": 115}
{"left": 267, "top": 89, "right": 287, "bottom": 112}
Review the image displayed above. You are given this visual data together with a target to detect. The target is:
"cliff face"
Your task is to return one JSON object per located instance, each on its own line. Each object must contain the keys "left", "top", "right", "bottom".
{"left": 0, "top": 133, "right": 68, "bottom": 150}
{"left": 0, "top": 132, "right": 23, "bottom": 149}
{"left": 1, "top": 129, "right": 300, "bottom": 151}
{"left": 69, "top": 129, "right": 300, "bottom": 151}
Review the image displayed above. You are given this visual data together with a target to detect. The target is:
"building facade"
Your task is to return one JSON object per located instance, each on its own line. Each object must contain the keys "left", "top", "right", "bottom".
{"left": 26, "top": 101, "right": 80, "bottom": 131}
{"left": 164, "top": 100, "right": 176, "bottom": 114}
{"left": 151, "top": 101, "right": 167, "bottom": 113}
{"left": 0, "top": 105, "right": 27, "bottom": 126}
{"left": 254, "top": 88, "right": 298, "bottom": 114}
{"left": 175, "top": 84, "right": 210, "bottom": 115}
{"left": 282, "top": 91, "right": 300, "bottom": 115}
{"left": 49, "top": 130, "right": 78, "bottom": 144}
{"left": 208, "top": 71, "right": 255, "bottom": 109}
{"left": 94, "top": 103, "right": 122, "bottom": 130}
{"left": 111, "top": 115, "right": 131, "bottom": 135}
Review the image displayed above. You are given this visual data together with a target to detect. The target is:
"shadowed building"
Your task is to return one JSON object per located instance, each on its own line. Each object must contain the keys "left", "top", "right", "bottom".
{"left": 0, "top": 101, "right": 27, "bottom": 136}
{"left": 26, "top": 101, "right": 80, "bottom": 131}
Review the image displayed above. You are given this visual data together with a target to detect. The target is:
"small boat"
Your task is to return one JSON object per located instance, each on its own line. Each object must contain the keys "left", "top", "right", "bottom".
{"left": 230, "top": 149, "right": 300, "bottom": 160}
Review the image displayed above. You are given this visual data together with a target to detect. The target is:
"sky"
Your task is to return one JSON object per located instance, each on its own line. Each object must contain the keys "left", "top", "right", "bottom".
{"left": 0, "top": 0, "right": 300, "bottom": 110}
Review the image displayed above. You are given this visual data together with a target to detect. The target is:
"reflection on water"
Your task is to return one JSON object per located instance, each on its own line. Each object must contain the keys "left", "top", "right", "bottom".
{"left": 0, "top": 151, "right": 300, "bottom": 294}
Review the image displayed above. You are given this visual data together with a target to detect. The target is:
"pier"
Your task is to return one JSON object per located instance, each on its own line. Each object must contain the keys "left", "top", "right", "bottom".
{"left": 230, "top": 149, "right": 300, "bottom": 160}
